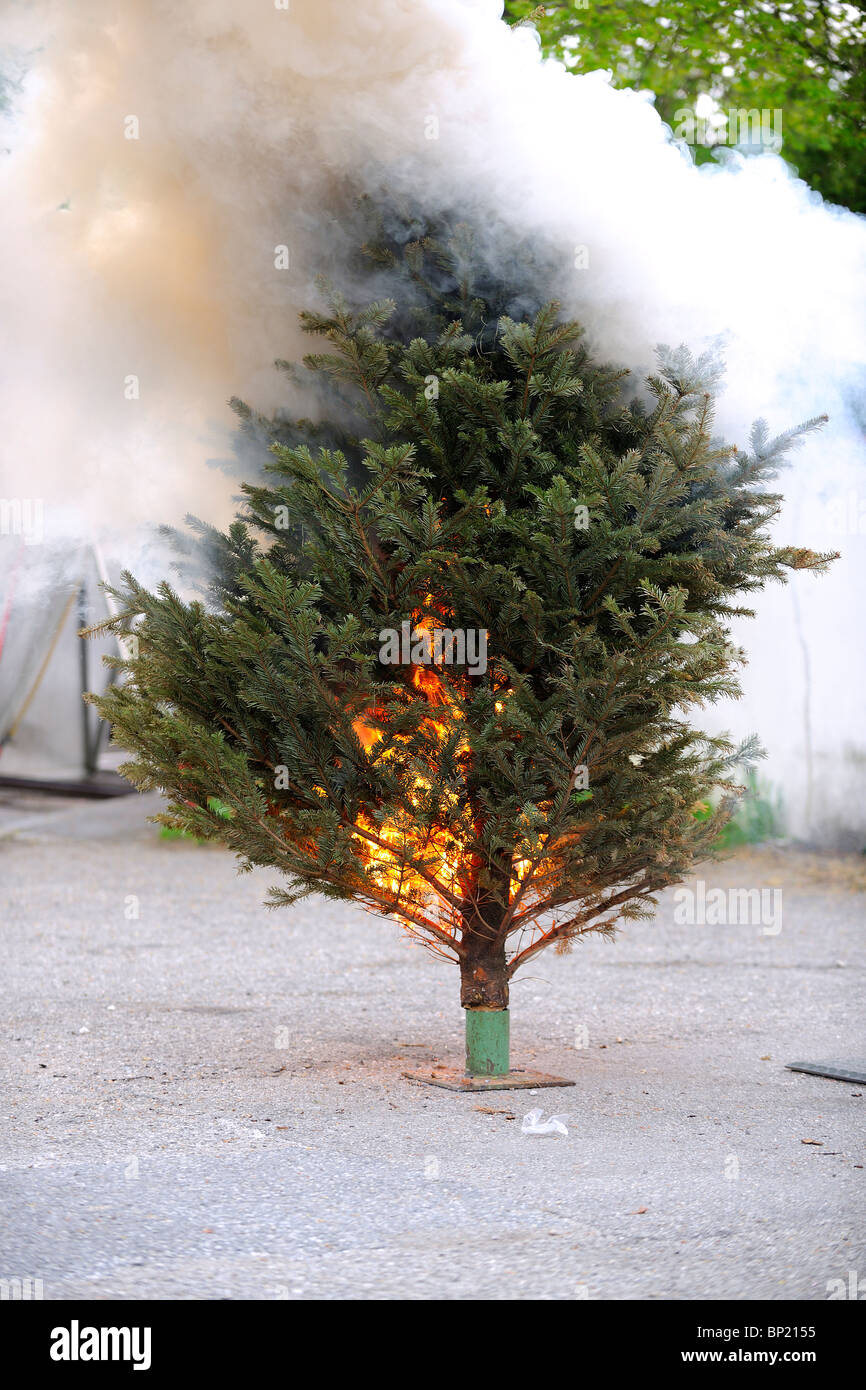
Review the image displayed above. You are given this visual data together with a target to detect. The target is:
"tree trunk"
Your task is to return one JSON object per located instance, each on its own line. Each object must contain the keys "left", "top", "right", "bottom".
{"left": 459, "top": 931, "right": 509, "bottom": 1010}
{"left": 459, "top": 849, "right": 510, "bottom": 1076}
{"left": 458, "top": 849, "right": 511, "bottom": 1010}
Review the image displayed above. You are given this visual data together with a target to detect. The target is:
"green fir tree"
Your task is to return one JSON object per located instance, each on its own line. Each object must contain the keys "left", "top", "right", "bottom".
{"left": 89, "top": 227, "right": 834, "bottom": 1072}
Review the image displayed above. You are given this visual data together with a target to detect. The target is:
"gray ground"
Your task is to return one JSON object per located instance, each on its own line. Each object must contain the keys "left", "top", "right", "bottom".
{"left": 1, "top": 789, "right": 863, "bottom": 1300}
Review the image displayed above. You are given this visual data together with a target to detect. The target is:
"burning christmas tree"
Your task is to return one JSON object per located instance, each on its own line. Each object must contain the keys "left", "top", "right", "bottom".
{"left": 90, "top": 228, "right": 833, "bottom": 1087}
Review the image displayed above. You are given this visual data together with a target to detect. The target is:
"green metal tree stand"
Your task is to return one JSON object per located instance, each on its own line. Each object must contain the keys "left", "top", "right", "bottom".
{"left": 403, "top": 1008, "right": 575, "bottom": 1091}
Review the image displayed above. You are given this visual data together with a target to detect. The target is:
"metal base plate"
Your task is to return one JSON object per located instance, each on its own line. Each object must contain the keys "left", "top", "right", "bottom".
{"left": 786, "top": 1061, "right": 866, "bottom": 1085}
{"left": 402, "top": 1066, "right": 575, "bottom": 1092}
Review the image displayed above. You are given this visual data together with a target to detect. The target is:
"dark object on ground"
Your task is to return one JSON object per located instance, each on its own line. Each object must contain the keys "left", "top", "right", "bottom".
{"left": 0, "top": 771, "right": 137, "bottom": 798}
{"left": 786, "top": 1060, "right": 866, "bottom": 1085}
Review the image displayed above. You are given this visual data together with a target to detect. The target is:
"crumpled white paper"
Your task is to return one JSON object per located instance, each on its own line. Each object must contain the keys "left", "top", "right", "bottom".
{"left": 521, "top": 1108, "right": 571, "bottom": 1137}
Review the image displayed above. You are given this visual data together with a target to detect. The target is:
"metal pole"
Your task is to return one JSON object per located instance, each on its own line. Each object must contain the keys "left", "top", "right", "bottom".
{"left": 465, "top": 1008, "right": 510, "bottom": 1077}
{"left": 78, "top": 585, "right": 96, "bottom": 775}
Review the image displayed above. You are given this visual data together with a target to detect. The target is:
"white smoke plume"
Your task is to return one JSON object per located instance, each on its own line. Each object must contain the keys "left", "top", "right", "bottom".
{"left": 0, "top": 0, "right": 864, "bottom": 840}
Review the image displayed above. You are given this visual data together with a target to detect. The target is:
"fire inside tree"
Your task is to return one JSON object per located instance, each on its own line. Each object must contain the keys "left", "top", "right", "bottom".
{"left": 89, "top": 228, "right": 833, "bottom": 1085}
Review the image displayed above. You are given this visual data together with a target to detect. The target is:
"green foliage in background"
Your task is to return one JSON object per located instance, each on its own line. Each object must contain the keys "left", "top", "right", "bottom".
{"left": 714, "top": 769, "right": 785, "bottom": 848}
{"left": 505, "top": 1, "right": 866, "bottom": 212}
{"left": 691, "top": 768, "right": 785, "bottom": 848}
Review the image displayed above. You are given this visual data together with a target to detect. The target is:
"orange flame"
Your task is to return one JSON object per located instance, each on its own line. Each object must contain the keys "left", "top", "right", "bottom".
{"left": 350, "top": 603, "right": 526, "bottom": 936}
{"left": 350, "top": 603, "right": 468, "bottom": 931}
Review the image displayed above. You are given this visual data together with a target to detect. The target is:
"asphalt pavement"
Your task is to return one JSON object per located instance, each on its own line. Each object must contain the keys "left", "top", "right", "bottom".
{"left": 1, "top": 790, "right": 863, "bottom": 1299}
